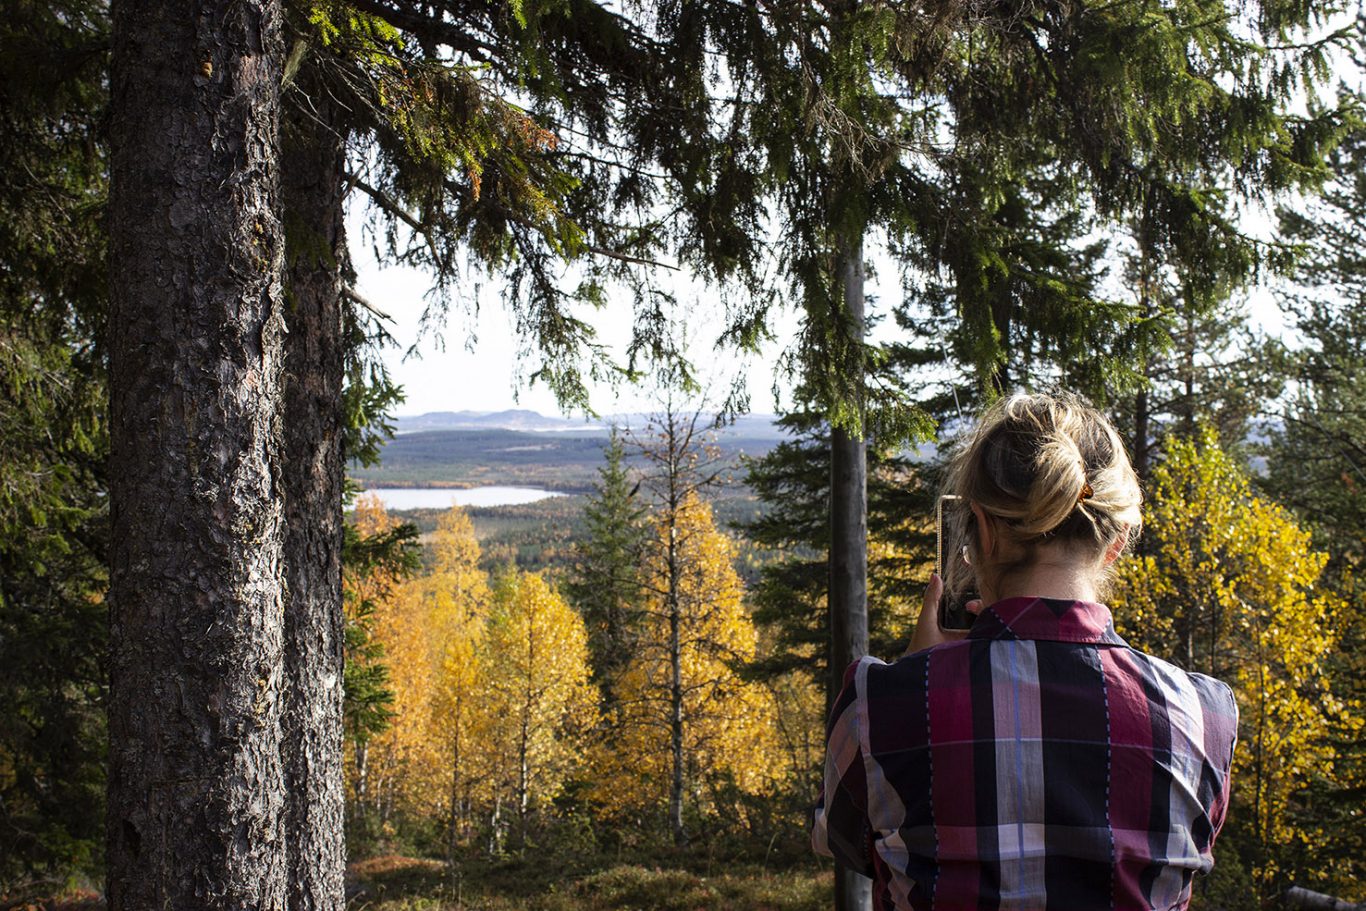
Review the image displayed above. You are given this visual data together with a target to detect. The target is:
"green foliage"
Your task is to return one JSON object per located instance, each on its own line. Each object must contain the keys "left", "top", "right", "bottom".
{"left": 286, "top": 0, "right": 767, "bottom": 413}
{"left": 1271, "top": 120, "right": 1366, "bottom": 583}
{"left": 0, "top": 0, "right": 108, "bottom": 888}
{"left": 343, "top": 299, "right": 407, "bottom": 471}
{"left": 563, "top": 428, "right": 647, "bottom": 697}
{"left": 739, "top": 412, "right": 934, "bottom": 685}
{"left": 1263, "top": 116, "right": 1366, "bottom": 901}
{"left": 891, "top": 165, "right": 1141, "bottom": 418}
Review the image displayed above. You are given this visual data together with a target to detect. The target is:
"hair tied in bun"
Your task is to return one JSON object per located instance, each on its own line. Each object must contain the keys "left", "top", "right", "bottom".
{"left": 1078, "top": 482, "right": 1094, "bottom": 503}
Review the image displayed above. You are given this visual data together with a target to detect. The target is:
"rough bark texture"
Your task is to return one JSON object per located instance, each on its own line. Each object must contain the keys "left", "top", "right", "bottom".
{"left": 829, "top": 239, "right": 872, "bottom": 911}
{"left": 106, "top": 0, "right": 287, "bottom": 908}
{"left": 1133, "top": 385, "right": 1150, "bottom": 484}
{"left": 280, "top": 73, "right": 348, "bottom": 911}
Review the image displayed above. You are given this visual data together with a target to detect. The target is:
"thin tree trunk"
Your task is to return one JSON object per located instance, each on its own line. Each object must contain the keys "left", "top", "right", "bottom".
{"left": 280, "top": 70, "right": 348, "bottom": 911}
{"left": 106, "top": 0, "right": 287, "bottom": 907}
{"left": 668, "top": 453, "right": 686, "bottom": 847}
{"left": 1134, "top": 218, "right": 1155, "bottom": 487}
{"left": 448, "top": 707, "right": 461, "bottom": 861}
{"left": 829, "top": 236, "right": 872, "bottom": 911}
{"left": 356, "top": 742, "right": 369, "bottom": 806}
{"left": 519, "top": 612, "right": 534, "bottom": 839}
{"left": 1181, "top": 306, "right": 1196, "bottom": 436}
{"left": 1134, "top": 386, "right": 1151, "bottom": 484}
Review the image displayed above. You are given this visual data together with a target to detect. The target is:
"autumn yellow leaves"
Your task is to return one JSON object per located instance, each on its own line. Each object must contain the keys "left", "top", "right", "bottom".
{"left": 1110, "top": 431, "right": 1363, "bottom": 895}
{"left": 344, "top": 492, "right": 791, "bottom": 849}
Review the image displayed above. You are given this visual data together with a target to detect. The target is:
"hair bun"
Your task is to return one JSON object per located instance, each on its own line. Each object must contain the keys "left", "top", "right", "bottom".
{"left": 1020, "top": 431, "right": 1091, "bottom": 537}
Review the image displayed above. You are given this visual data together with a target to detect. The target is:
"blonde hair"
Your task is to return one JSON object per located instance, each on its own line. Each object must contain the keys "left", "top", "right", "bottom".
{"left": 950, "top": 392, "right": 1142, "bottom": 566}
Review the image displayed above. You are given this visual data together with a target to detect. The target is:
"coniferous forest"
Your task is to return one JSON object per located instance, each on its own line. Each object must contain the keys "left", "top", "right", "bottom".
{"left": 1, "top": 0, "right": 1363, "bottom": 909}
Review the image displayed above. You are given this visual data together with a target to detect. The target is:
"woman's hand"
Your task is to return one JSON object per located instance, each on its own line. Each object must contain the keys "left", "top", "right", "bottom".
{"left": 905, "top": 574, "right": 981, "bottom": 655}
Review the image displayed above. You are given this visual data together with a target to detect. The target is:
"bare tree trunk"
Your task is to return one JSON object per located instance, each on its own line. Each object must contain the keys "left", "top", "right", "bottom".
{"left": 280, "top": 68, "right": 348, "bottom": 911}
{"left": 106, "top": 0, "right": 287, "bottom": 907}
{"left": 663, "top": 415, "right": 688, "bottom": 848}
{"left": 1286, "top": 887, "right": 1366, "bottom": 910}
{"left": 448, "top": 716, "right": 462, "bottom": 860}
{"left": 630, "top": 403, "right": 724, "bottom": 848}
{"left": 1134, "top": 385, "right": 1151, "bottom": 484}
{"left": 1133, "top": 220, "right": 1155, "bottom": 487}
{"left": 830, "top": 237, "right": 872, "bottom": 911}
{"left": 668, "top": 519, "right": 685, "bottom": 847}
{"left": 518, "top": 616, "right": 534, "bottom": 841}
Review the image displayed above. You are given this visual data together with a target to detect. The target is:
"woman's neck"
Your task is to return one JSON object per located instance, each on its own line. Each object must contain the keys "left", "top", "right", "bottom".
{"left": 983, "top": 560, "right": 1101, "bottom": 605}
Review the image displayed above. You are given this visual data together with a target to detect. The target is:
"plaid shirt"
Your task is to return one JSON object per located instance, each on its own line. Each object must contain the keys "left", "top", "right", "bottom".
{"left": 813, "top": 597, "right": 1238, "bottom": 911}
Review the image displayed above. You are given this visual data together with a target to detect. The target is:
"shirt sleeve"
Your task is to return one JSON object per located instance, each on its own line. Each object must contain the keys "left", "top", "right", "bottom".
{"left": 812, "top": 658, "right": 874, "bottom": 876}
{"left": 1205, "top": 680, "right": 1239, "bottom": 848}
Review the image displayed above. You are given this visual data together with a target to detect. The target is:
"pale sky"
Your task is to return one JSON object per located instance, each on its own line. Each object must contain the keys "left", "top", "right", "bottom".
{"left": 352, "top": 254, "right": 809, "bottom": 419}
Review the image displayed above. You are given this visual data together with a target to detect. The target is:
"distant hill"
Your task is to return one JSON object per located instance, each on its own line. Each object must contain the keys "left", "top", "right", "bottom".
{"left": 395, "top": 409, "right": 605, "bottom": 434}
{"left": 393, "top": 408, "right": 790, "bottom": 441}
{"left": 351, "top": 425, "right": 783, "bottom": 491}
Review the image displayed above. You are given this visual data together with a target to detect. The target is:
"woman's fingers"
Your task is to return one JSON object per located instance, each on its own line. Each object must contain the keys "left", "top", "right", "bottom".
{"left": 907, "top": 574, "right": 944, "bottom": 655}
{"left": 922, "top": 573, "right": 943, "bottom": 619}
{"left": 906, "top": 574, "right": 973, "bottom": 656}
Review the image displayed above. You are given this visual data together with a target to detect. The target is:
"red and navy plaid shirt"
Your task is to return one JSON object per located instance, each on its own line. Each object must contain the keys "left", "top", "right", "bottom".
{"left": 813, "top": 596, "right": 1238, "bottom": 911}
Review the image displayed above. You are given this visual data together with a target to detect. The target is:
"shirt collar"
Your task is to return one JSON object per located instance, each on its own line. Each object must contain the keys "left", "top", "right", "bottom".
{"left": 968, "top": 596, "right": 1129, "bottom": 646}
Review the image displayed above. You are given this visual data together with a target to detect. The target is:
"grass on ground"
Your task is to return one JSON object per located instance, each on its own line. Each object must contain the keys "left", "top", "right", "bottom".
{"left": 348, "top": 854, "right": 832, "bottom": 911}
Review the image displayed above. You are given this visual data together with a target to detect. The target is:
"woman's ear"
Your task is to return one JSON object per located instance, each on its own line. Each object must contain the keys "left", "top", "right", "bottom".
{"left": 970, "top": 502, "right": 995, "bottom": 557}
{"left": 1102, "top": 526, "right": 1129, "bottom": 566}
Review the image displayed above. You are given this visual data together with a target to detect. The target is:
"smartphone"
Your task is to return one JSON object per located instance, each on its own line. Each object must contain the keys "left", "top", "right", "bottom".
{"left": 935, "top": 494, "right": 979, "bottom": 631}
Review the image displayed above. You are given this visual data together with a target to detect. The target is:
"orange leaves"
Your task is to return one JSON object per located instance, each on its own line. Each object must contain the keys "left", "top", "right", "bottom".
{"left": 355, "top": 503, "right": 491, "bottom": 821}
{"left": 348, "top": 502, "right": 597, "bottom": 840}
{"left": 480, "top": 572, "right": 598, "bottom": 817}
{"left": 591, "top": 493, "right": 779, "bottom": 818}
{"left": 348, "top": 486, "right": 795, "bottom": 839}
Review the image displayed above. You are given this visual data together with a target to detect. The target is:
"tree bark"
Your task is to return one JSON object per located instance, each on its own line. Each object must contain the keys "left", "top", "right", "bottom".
{"left": 448, "top": 712, "right": 462, "bottom": 860}
{"left": 280, "top": 69, "right": 348, "bottom": 911}
{"left": 829, "top": 237, "right": 872, "bottom": 911}
{"left": 106, "top": 0, "right": 288, "bottom": 908}
{"left": 1133, "top": 385, "right": 1151, "bottom": 484}
{"left": 1286, "top": 887, "right": 1366, "bottom": 910}
{"left": 667, "top": 421, "right": 687, "bottom": 847}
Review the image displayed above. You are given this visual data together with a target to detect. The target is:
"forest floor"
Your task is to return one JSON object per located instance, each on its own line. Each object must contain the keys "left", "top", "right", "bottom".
{"left": 4, "top": 857, "right": 828, "bottom": 911}
{"left": 348, "top": 854, "right": 832, "bottom": 911}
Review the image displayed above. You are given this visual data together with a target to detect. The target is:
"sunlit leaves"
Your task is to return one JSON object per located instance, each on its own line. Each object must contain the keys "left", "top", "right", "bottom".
{"left": 1111, "top": 431, "right": 1362, "bottom": 896}
{"left": 348, "top": 502, "right": 490, "bottom": 825}
{"left": 479, "top": 571, "right": 597, "bottom": 829}
{"left": 591, "top": 493, "right": 778, "bottom": 821}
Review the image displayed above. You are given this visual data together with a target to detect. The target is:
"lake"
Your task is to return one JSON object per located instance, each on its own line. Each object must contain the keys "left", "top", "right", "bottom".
{"left": 355, "top": 486, "right": 569, "bottom": 511}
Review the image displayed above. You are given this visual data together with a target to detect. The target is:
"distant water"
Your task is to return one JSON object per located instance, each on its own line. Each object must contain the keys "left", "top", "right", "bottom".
{"left": 356, "top": 486, "right": 567, "bottom": 511}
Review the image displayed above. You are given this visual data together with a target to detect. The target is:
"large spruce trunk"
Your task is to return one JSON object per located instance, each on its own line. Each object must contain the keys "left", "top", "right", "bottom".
{"left": 829, "top": 237, "right": 872, "bottom": 911}
{"left": 280, "top": 72, "right": 348, "bottom": 911}
{"left": 106, "top": 0, "right": 288, "bottom": 908}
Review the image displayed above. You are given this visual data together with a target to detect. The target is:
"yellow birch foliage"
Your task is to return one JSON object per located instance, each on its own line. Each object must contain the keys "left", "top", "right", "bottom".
{"left": 426, "top": 508, "right": 492, "bottom": 827}
{"left": 594, "top": 493, "right": 778, "bottom": 818}
{"left": 478, "top": 571, "right": 597, "bottom": 818}
{"left": 367, "top": 505, "right": 490, "bottom": 822}
{"left": 1110, "top": 430, "right": 1362, "bottom": 889}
